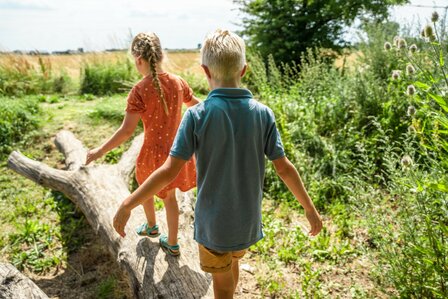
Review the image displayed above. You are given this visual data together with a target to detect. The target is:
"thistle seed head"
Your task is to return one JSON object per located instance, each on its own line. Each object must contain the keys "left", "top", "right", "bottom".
{"left": 398, "top": 38, "right": 407, "bottom": 49}
{"left": 406, "top": 64, "right": 416, "bottom": 76}
{"left": 392, "top": 70, "right": 401, "bottom": 80}
{"left": 407, "top": 105, "right": 416, "bottom": 116}
{"left": 401, "top": 155, "right": 413, "bottom": 168}
{"left": 431, "top": 11, "right": 439, "bottom": 23}
{"left": 407, "top": 85, "right": 416, "bottom": 96}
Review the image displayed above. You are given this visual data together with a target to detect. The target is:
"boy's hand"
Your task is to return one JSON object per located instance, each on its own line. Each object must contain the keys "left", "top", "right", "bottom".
{"left": 305, "top": 210, "right": 323, "bottom": 236}
{"left": 86, "top": 147, "right": 104, "bottom": 165}
{"left": 113, "top": 204, "right": 131, "bottom": 238}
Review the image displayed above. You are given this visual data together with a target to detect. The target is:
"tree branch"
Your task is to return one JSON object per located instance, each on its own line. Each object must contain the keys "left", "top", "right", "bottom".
{"left": 54, "top": 130, "right": 87, "bottom": 171}
{"left": 117, "top": 133, "right": 143, "bottom": 184}
{"left": 0, "top": 263, "right": 49, "bottom": 299}
{"left": 7, "top": 151, "right": 71, "bottom": 193}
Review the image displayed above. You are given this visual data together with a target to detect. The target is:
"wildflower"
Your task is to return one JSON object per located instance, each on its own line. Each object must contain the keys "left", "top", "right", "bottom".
{"left": 431, "top": 11, "right": 439, "bottom": 23}
{"left": 401, "top": 155, "right": 413, "bottom": 168}
{"left": 384, "top": 42, "right": 392, "bottom": 51}
{"left": 407, "top": 105, "right": 416, "bottom": 116}
{"left": 393, "top": 36, "right": 401, "bottom": 47}
{"left": 398, "top": 38, "right": 407, "bottom": 49}
{"left": 406, "top": 64, "right": 416, "bottom": 76}
{"left": 409, "top": 44, "right": 418, "bottom": 53}
{"left": 391, "top": 70, "right": 401, "bottom": 80}
{"left": 407, "top": 85, "right": 416, "bottom": 96}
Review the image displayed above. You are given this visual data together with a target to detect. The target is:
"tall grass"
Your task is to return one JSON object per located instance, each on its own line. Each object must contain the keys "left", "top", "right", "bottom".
{"left": 80, "top": 57, "right": 139, "bottom": 95}
{"left": 0, "top": 55, "right": 73, "bottom": 96}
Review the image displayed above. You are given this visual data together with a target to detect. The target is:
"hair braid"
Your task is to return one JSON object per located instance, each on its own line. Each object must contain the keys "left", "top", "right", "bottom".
{"left": 146, "top": 38, "right": 169, "bottom": 116}
{"left": 131, "top": 33, "right": 169, "bottom": 115}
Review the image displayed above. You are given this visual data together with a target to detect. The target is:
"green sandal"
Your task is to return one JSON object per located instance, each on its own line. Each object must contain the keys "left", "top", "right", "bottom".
{"left": 136, "top": 223, "right": 160, "bottom": 238}
{"left": 159, "top": 235, "right": 180, "bottom": 256}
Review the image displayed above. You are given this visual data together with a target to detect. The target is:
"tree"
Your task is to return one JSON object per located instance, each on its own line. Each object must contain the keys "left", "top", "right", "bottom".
{"left": 235, "top": 0, "right": 409, "bottom": 64}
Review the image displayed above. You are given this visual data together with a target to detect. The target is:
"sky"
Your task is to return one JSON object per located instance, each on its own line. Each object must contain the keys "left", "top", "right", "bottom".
{"left": 0, "top": 0, "right": 447, "bottom": 52}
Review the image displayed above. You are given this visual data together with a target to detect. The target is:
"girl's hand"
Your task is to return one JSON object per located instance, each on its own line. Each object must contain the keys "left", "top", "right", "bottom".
{"left": 86, "top": 147, "right": 104, "bottom": 165}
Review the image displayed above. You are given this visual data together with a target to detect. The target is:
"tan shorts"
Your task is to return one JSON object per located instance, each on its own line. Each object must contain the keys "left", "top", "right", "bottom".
{"left": 198, "top": 244, "right": 247, "bottom": 273}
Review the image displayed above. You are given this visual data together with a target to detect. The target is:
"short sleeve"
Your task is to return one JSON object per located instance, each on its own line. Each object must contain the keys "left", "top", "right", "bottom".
{"left": 170, "top": 109, "right": 196, "bottom": 160}
{"left": 264, "top": 109, "right": 285, "bottom": 160}
{"left": 180, "top": 77, "right": 194, "bottom": 103}
{"left": 125, "top": 86, "right": 146, "bottom": 113}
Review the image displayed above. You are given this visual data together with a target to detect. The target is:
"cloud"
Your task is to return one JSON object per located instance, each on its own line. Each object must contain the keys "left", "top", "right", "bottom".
{"left": 0, "top": 0, "right": 52, "bottom": 10}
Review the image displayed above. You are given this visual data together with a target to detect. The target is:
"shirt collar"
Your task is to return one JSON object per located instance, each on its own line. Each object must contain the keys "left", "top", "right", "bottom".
{"left": 207, "top": 88, "right": 253, "bottom": 100}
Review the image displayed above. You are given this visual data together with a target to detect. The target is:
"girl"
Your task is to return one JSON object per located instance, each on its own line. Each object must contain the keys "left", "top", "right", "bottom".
{"left": 86, "top": 32, "right": 199, "bottom": 256}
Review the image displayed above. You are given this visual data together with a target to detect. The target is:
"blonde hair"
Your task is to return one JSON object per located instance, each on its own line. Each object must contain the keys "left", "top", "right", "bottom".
{"left": 201, "top": 29, "right": 246, "bottom": 82}
{"left": 131, "top": 32, "right": 169, "bottom": 115}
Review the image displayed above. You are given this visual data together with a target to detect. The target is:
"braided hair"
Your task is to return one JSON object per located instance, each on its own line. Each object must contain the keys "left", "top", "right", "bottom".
{"left": 131, "top": 33, "right": 169, "bottom": 115}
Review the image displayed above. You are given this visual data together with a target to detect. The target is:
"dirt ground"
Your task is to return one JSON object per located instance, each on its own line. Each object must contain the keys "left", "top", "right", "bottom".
{"left": 23, "top": 217, "right": 259, "bottom": 299}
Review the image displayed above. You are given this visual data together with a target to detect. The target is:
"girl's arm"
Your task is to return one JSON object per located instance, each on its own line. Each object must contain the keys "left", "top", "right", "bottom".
{"left": 185, "top": 96, "right": 201, "bottom": 108}
{"left": 86, "top": 112, "right": 140, "bottom": 165}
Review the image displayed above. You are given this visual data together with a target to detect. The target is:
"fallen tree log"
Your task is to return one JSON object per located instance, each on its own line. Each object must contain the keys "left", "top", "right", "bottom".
{"left": 0, "top": 263, "right": 49, "bottom": 299}
{"left": 7, "top": 130, "right": 212, "bottom": 298}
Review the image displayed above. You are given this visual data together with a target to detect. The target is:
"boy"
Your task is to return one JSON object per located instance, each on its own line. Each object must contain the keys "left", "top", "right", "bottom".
{"left": 113, "top": 29, "right": 322, "bottom": 299}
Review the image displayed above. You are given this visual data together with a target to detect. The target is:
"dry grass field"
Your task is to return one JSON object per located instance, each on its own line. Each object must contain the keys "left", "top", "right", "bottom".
{"left": 0, "top": 50, "right": 203, "bottom": 81}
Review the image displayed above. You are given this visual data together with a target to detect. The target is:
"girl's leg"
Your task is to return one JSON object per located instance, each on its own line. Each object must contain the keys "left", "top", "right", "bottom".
{"left": 142, "top": 196, "right": 156, "bottom": 227}
{"left": 160, "top": 189, "right": 179, "bottom": 246}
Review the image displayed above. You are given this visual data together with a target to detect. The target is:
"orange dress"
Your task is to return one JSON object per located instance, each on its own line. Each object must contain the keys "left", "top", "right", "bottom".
{"left": 125, "top": 72, "right": 196, "bottom": 198}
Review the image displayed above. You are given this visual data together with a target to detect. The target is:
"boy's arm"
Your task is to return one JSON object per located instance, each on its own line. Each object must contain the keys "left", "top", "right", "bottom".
{"left": 86, "top": 112, "right": 140, "bottom": 165}
{"left": 272, "top": 157, "right": 322, "bottom": 236}
{"left": 113, "top": 156, "right": 187, "bottom": 237}
{"left": 185, "top": 96, "right": 201, "bottom": 107}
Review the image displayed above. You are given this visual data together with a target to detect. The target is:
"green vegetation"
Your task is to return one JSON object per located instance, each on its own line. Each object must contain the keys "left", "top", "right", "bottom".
{"left": 1, "top": 18, "right": 447, "bottom": 297}
{"left": 0, "top": 96, "right": 42, "bottom": 158}
{"left": 243, "top": 17, "right": 447, "bottom": 297}
{"left": 0, "top": 55, "right": 73, "bottom": 96}
{"left": 80, "top": 57, "right": 139, "bottom": 95}
{"left": 235, "top": 0, "right": 408, "bottom": 64}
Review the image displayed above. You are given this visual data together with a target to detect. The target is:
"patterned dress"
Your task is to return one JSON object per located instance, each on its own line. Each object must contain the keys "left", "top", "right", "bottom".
{"left": 126, "top": 72, "right": 196, "bottom": 198}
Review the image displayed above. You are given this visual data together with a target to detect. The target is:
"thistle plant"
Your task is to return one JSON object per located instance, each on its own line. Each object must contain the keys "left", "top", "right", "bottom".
{"left": 378, "top": 11, "right": 448, "bottom": 298}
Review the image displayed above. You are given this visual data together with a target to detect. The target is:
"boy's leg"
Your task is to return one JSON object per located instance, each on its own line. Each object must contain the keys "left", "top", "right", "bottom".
{"left": 160, "top": 189, "right": 179, "bottom": 246}
{"left": 212, "top": 270, "right": 235, "bottom": 299}
{"left": 142, "top": 196, "right": 156, "bottom": 227}
{"left": 198, "top": 245, "right": 247, "bottom": 299}
{"left": 231, "top": 259, "right": 240, "bottom": 294}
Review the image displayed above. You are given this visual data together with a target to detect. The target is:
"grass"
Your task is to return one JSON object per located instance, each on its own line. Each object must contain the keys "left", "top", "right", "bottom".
{"left": 0, "top": 94, "right": 135, "bottom": 297}
{"left": 247, "top": 200, "right": 380, "bottom": 298}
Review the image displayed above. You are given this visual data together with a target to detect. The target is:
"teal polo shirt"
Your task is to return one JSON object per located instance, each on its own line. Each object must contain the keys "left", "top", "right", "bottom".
{"left": 170, "top": 88, "right": 285, "bottom": 251}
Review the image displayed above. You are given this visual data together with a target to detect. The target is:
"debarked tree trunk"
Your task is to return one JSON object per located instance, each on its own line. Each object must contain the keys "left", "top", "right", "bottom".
{"left": 0, "top": 263, "right": 49, "bottom": 299}
{"left": 7, "top": 130, "right": 212, "bottom": 299}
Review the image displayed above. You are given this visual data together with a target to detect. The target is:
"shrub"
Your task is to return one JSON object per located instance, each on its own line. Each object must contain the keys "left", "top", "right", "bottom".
{"left": 80, "top": 57, "right": 138, "bottom": 95}
{"left": 0, "top": 96, "right": 42, "bottom": 159}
